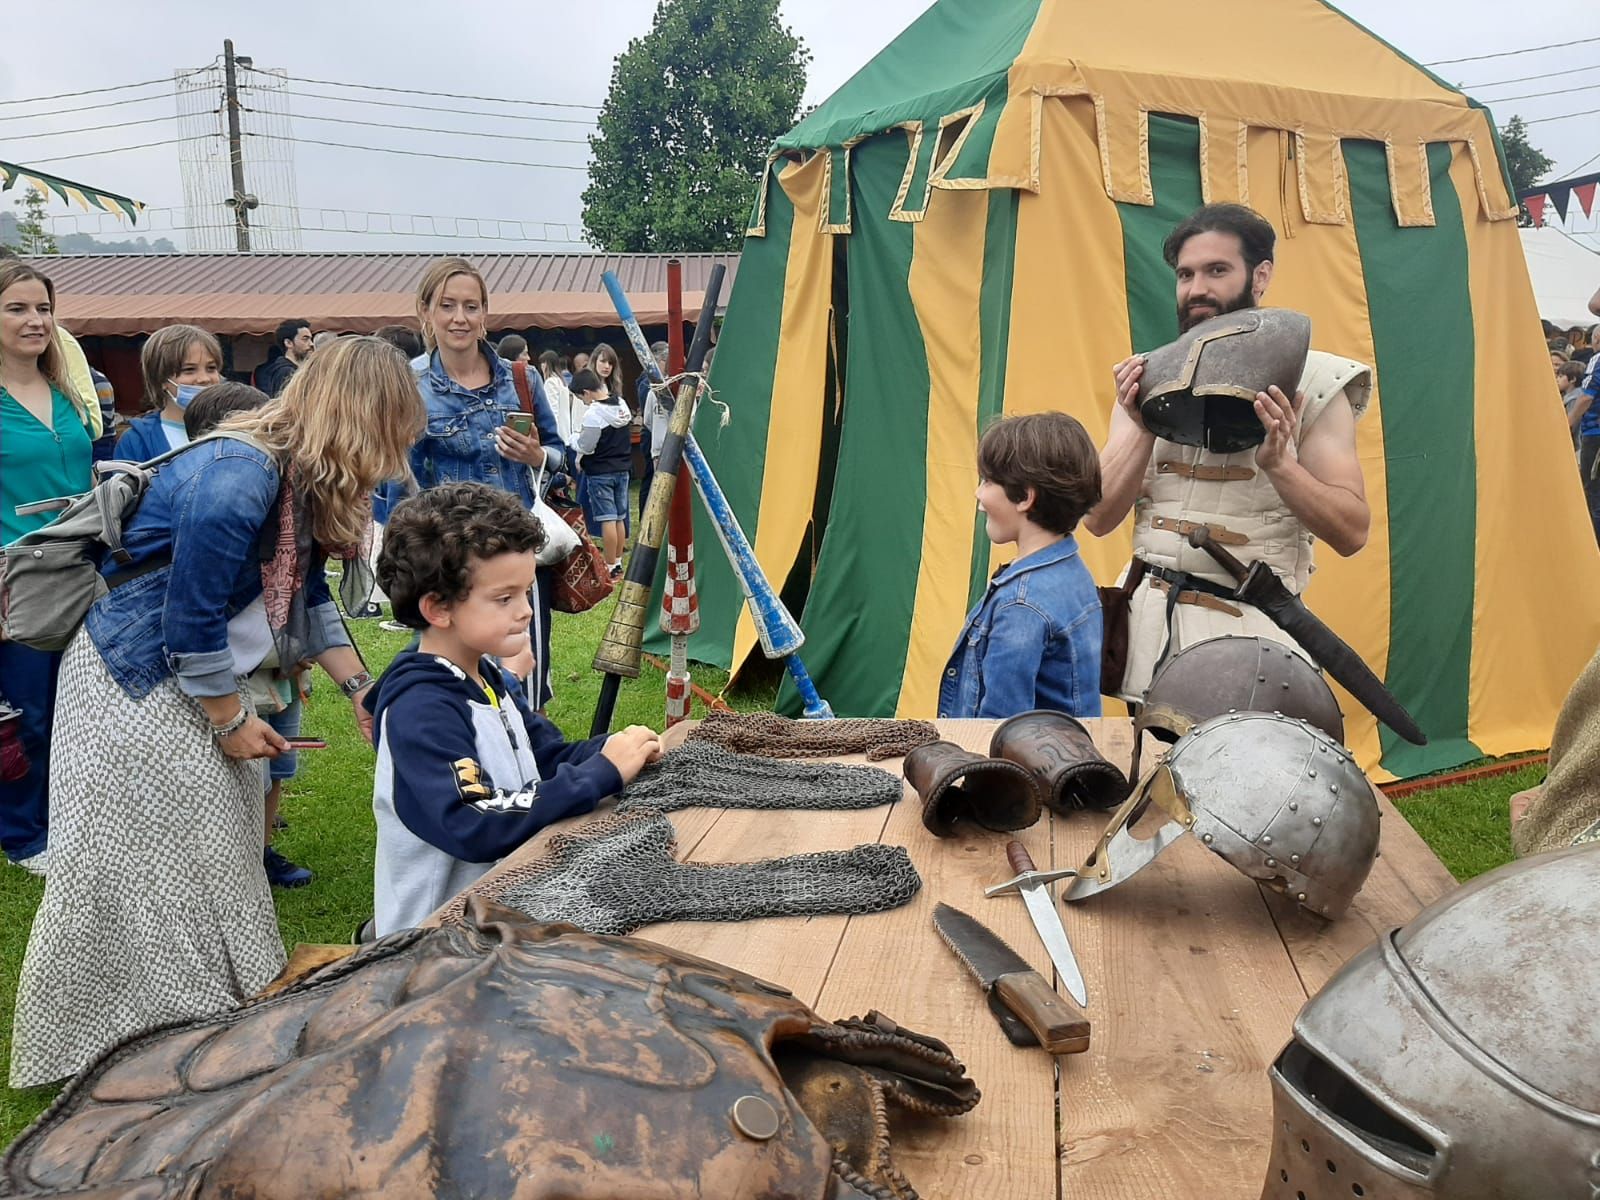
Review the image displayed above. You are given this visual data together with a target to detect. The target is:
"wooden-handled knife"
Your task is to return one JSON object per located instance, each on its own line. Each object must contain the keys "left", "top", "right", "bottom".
{"left": 932, "top": 902, "right": 1091, "bottom": 1055}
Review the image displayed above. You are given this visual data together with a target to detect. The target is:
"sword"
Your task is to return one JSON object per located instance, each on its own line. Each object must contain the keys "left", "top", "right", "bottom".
{"left": 984, "top": 841, "right": 1089, "bottom": 1007}
{"left": 1186, "top": 528, "right": 1427, "bottom": 746}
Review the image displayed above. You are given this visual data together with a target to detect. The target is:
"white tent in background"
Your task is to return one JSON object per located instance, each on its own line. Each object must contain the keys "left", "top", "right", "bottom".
{"left": 1520, "top": 226, "right": 1600, "bottom": 330}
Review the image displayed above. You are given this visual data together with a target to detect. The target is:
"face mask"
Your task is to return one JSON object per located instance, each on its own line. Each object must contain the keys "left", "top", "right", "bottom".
{"left": 169, "top": 383, "right": 205, "bottom": 409}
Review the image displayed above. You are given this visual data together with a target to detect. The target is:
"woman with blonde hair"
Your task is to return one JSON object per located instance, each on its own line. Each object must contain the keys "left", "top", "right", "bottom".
{"left": 116, "top": 324, "right": 224, "bottom": 459}
{"left": 9, "top": 337, "right": 424, "bottom": 1088}
{"left": 0, "top": 261, "right": 95, "bottom": 876}
{"left": 409, "top": 257, "right": 565, "bottom": 707}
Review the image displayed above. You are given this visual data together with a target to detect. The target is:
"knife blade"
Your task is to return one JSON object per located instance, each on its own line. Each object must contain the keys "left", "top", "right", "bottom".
{"left": 932, "top": 902, "right": 1090, "bottom": 1055}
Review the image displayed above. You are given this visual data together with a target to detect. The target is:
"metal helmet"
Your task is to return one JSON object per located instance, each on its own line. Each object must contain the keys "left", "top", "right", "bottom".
{"left": 1065, "top": 711, "right": 1378, "bottom": 920}
{"left": 1137, "top": 307, "right": 1312, "bottom": 453}
{"left": 1262, "top": 843, "right": 1600, "bottom": 1199}
{"left": 1131, "top": 635, "right": 1345, "bottom": 781}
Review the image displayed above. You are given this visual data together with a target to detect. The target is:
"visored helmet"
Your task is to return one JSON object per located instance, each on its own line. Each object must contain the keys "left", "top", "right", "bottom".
{"left": 1131, "top": 635, "right": 1345, "bottom": 781}
{"left": 1138, "top": 308, "right": 1311, "bottom": 452}
{"left": 1066, "top": 711, "right": 1379, "bottom": 920}
{"left": 1262, "top": 843, "right": 1600, "bottom": 1199}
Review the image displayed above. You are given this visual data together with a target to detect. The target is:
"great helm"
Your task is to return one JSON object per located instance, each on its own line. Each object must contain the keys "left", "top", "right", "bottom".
{"left": 1065, "top": 710, "right": 1379, "bottom": 920}
{"left": 1137, "top": 307, "right": 1311, "bottom": 453}
{"left": 1130, "top": 635, "right": 1346, "bottom": 780}
{"left": 1262, "top": 843, "right": 1600, "bottom": 1199}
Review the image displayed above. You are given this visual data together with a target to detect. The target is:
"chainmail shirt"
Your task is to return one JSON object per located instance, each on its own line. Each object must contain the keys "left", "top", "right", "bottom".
{"left": 688, "top": 712, "right": 941, "bottom": 761}
{"left": 617, "top": 742, "right": 903, "bottom": 814}
{"left": 438, "top": 811, "right": 922, "bottom": 935}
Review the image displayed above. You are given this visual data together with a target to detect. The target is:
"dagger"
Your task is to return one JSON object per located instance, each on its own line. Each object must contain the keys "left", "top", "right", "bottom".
{"left": 932, "top": 902, "right": 1090, "bottom": 1055}
{"left": 984, "top": 841, "right": 1089, "bottom": 1007}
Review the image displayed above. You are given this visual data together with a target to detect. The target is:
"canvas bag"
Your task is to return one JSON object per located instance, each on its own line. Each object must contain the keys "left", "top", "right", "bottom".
{"left": 0, "top": 432, "right": 269, "bottom": 653}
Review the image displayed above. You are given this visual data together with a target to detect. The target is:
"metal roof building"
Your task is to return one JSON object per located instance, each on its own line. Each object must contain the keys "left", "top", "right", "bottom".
{"left": 27, "top": 251, "right": 740, "bottom": 338}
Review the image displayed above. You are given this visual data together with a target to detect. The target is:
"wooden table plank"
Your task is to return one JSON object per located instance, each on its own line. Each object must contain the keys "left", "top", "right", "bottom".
{"left": 809, "top": 722, "right": 1060, "bottom": 1200}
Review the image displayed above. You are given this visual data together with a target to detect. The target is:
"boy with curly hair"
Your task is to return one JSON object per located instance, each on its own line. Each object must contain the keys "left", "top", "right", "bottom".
{"left": 937, "top": 412, "right": 1104, "bottom": 719}
{"left": 367, "top": 481, "right": 661, "bottom": 934}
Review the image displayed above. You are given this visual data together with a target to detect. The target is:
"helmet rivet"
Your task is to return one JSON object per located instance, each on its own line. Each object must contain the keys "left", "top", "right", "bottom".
{"left": 1291, "top": 854, "right": 1301, "bottom": 864}
{"left": 1329, "top": 784, "right": 1339, "bottom": 794}
{"left": 1265, "top": 857, "right": 1277, "bottom": 868}
{"left": 1201, "top": 832, "right": 1214, "bottom": 844}
{"left": 1258, "top": 675, "right": 1267, "bottom": 683}
{"left": 1261, "top": 835, "right": 1272, "bottom": 845}
{"left": 1296, "top": 892, "right": 1307, "bottom": 902}
{"left": 1308, "top": 769, "right": 1317, "bottom": 779}
{"left": 1312, "top": 817, "right": 1323, "bottom": 827}
{"left": 1282, "top": 681, "right": 1290, "bottom": 689}
{"left": 1288, "top": 802, "right": 1298, "bottom": 812}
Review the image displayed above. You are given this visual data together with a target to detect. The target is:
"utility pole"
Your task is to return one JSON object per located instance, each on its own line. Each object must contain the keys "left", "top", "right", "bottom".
{"left": 222, "top": 39, "right": 251, "bottom": 252}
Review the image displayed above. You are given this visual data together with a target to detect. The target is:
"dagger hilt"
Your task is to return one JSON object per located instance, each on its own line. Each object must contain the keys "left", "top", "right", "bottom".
{"left": 1007, "top": 840, "right": 1036, "bottom": 876}
{"left": 1186, "top": 527, "right": 1250, "bottom": 586}
{"left": 986, "top": 840, "right": 1078, "bottom": 897}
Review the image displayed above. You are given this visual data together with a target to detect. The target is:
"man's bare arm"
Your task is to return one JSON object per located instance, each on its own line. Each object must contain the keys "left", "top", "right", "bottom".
{"left": 1084, "top": 356, "right": 1157, "bottom": 536}
{"left": 1256, "top": 387, "right": 1369, "bottom": 556}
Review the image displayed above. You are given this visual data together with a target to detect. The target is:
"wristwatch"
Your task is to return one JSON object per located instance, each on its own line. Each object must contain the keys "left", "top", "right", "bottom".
{"left": 340, "top": 671, "right": 375, "bottom": 699}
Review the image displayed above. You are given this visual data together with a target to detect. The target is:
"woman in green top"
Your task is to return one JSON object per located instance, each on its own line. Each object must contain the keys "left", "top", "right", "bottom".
{"left": 0, "top": 261, "right": 94, "bottom": 874}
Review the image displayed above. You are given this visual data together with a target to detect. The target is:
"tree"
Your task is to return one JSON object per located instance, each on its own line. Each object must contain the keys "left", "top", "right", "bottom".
{"left": 7, "top": 188, "right": 59, "bottom": 255}
{"left": 1500, "top": 115, "right": 1554, "bottom": 226}
{"left": 582, "top": 0, "right": 809, "bottom": 252}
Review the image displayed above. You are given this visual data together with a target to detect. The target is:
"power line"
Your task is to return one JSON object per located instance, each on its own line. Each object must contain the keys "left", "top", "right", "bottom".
{"left": 0, "top": 90, "right": 178, "bottom": 122}
{"left": 0, "top": 76, "right": 173, "bottom": 106}
{"left": 275, "top": 87, "right": 596, "bottom": 127}
{"left": 245, "top": 66, "right": 600, "bottom": 111}
{"left": 1474, "top": 79, "right": 1600, "bottom": 104}
{"left": 1461, "top": 60, "right": 1600, "bottom": 89}
{"left": 255, "top": 108, "right": 589, "bottom": 146}
{"left": 243, "top": 131, "right": 588, "bottom": 170}
{"left": 22, "top": 136, "right": 199, "bottom": 166}
{"left": 1425, "top": 34, "right": 1600, "bottom": 66}
{"left": 1525, "top": 106, "right": 1600, "bottom": 125}
{"left": 1551, "top": 149, "right": 1600, "bottom": 180}
{"left": 2, "top": 112, "right": 184, "bottom": 143}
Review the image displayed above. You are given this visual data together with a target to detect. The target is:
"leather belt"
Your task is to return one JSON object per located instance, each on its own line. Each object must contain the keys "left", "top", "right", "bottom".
{"left": 1145, "top": 564, "right": 1243, "bottom": 618}
{"left": 1156, "top": 461, "right": 1256, "bottom": 482}
{"left": 1149, "top": 515, "right": 1250, "bottom": 545}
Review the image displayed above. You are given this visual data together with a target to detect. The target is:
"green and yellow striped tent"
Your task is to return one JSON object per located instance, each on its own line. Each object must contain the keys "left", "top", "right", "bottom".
{"left": 682, "top": 0, "right": 1600, "bottom": 781}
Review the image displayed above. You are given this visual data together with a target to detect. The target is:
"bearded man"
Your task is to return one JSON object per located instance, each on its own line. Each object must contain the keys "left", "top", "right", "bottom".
{"left": 1084, "top": 203, "right": 1372, "bottom": 704}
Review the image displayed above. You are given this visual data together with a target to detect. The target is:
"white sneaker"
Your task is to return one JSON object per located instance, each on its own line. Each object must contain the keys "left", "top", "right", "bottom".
{"left": 378, "top": 620, "right": 411, "bottom": 634}
{"left": 13, "top": 849, "right": 48, "bottom": 877}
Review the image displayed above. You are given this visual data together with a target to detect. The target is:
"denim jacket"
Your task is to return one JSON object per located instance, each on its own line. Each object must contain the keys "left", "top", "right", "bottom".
{"left": 83, "top": 437, "right": 349, "bottom": 700}
{"left": 937, "top": 536, "right": 1103, "bottom": 719}
{"left": 410, "top": 345, "right": 564, "bottom": 508}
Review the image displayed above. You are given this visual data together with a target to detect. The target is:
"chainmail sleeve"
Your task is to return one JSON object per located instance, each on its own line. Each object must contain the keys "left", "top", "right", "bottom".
{"left": 688, "top": 713, "right": 941, "bottom": 761}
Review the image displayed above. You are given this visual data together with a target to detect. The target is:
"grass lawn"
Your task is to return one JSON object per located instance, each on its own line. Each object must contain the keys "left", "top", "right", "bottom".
{"left": 0, "top": 574, "right": 1534, "bottom": 1148}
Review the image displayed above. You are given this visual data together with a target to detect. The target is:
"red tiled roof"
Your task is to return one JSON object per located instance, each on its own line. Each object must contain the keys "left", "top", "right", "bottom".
{"left": 25, "top": 251, "right": 739, "bottom": 337}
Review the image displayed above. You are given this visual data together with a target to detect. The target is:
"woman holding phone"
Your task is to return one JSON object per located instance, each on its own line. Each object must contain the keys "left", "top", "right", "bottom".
{"left": 409, "top": 258, "right": 564, "bottom": 706}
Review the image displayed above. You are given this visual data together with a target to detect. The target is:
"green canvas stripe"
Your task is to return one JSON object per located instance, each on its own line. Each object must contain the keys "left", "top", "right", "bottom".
{"left": 1114, "top": 114, "right": 1204, "bottom": 352}
{"left": 1346, "top": 140, "right": 1482, "bottom": 775}
{"left": 677, "top": 178, "right": 799, "bottom": 668}
{"left": 777, "top": 134, "right": 931, "bottom": 715}
{"left": 968, "top": 188, "right": 1021, "bottom": 609}
{"left": 946, "top": 78, "right": 1008, "bottom": 180}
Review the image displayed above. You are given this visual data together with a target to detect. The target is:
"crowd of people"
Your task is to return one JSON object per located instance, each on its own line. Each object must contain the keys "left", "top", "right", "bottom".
{"left": 1548, "top": 321, "right": 1600, "bottom": 545}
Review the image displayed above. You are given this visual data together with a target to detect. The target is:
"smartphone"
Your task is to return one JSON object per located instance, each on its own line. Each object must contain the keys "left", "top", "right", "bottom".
{"left": 504, "top": 413, "right": 537, "bottom": 437}
{"left": 281, "top": 737, "right": 328, "bottom": 750}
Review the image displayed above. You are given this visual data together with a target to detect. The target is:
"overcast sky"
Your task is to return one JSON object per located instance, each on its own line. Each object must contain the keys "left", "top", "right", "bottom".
{"left": 2, "top": 0, "right": 1595, "bottom": 253}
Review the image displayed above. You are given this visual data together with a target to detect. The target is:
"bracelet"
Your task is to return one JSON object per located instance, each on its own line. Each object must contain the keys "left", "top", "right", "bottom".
{"left": 209, "top": 706, "right": 249, "bottom": 739}
{"left": 340, "top": 671, "right": 375, "bottom": 699}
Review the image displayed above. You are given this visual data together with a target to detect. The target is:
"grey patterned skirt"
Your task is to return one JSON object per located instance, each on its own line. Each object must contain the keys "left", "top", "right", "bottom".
{"left": 8, "top": 632, "right": 286, "bottom": 1087}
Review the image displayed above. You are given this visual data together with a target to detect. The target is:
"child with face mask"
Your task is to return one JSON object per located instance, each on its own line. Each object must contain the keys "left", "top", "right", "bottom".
{"left": 114, "top": 325, "right": 224, "bottom": 460}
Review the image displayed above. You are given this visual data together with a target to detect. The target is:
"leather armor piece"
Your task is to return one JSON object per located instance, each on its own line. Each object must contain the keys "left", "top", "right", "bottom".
{"left": 2, "top": 897, "right": 980, "bottom": 1200}
{"left": 903, "top": 741, "right": 1041, "bottom": 838}
{"left": 988, "top": 710, "right": 1130, "bottom": 813}
{"left": 1137, "top": 308, "right": 1312, "bottom": 453}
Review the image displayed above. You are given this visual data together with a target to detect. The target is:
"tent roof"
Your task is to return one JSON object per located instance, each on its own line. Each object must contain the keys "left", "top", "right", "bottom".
{"left": 22, "top": 251, "right": 739, "bottom": 338}
{"left": 1520, "top": 227, "right": 1600, "bottom": 330}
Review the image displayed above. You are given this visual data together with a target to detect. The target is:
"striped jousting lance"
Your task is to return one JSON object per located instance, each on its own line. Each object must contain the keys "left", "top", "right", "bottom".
{"left": 598, "top": 270, "right": 834, "bottom": 723}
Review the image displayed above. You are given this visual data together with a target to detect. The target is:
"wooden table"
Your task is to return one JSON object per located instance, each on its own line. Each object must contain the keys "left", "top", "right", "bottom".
{"left": 447, "top": 719, "right": 1458, "bottom": 1199}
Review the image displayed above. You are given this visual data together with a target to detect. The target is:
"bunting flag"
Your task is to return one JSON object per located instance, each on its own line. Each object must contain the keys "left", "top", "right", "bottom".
{"left": 1518, "top": 169, "right": 1600, "bottom": 228}
{"left": 1525, "top": 192, "right": 1548, "bottom": 227}
{"left": 669, "top": 0, "right": 1600, "bottom": 784}
{"left": 1578, "top": 182, "right": 1597, "bottom": 218}
{"left": 0, "top": 160, "right": 143, "bottom": 222}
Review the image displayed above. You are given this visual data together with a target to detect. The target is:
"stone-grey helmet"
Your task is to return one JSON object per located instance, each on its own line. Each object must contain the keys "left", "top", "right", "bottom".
{"left": 1137, "top": 307, "right": 1311, "bottom": 453}
{"left": 1065, "top": 710, "right": 1379, "bottom": 920}
{"left": 1130, "top": 635, "right": 1346, "bottom": 781}
{"left": 1262, "top": 842, "right": 1600, "bottom": 1199}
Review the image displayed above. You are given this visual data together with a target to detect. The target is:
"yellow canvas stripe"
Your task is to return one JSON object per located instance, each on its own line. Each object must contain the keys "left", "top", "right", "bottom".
{"left": 1448, "top": 151, "right": 1600, "bottom": 757}
{"left": 894, "top": 189, "right": 991, "bottom": 717}
{"left": 730, "top": 155, "right": 835, "bottom": 671}
{"left": 1240, "top": 128, "right": 1393, "bottom": 778}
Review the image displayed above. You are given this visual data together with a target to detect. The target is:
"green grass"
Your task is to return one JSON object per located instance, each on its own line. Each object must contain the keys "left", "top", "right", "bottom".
{"left": 0, "top": 568, "right": 1528, "bottom": 1149}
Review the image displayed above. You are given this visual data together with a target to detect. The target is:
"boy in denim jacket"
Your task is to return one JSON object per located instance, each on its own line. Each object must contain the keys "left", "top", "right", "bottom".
{"left": 937, "top": 413, "right": 1104, "bottom": 718}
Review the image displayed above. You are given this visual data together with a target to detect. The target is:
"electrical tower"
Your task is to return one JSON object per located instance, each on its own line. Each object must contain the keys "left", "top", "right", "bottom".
{"left": 176, "top": 41, "right": 303, "bottom": 252}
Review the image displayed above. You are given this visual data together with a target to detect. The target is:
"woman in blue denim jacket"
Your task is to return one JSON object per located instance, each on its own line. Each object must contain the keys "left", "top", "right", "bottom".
{"left": 9, "top": 337, "right": 425, "bottom": 1088}
{"left": 938, "top": 413, "right": 1105, "bottom": 719}
{"left": 410, "top": 259, "right": 564, "bottom": 707}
